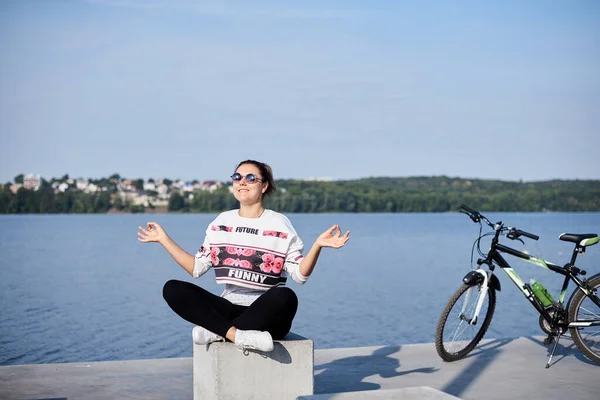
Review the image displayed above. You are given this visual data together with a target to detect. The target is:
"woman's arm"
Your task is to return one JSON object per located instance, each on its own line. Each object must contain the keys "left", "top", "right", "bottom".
{"left": 299, "top": 224, "right": 350, "bottom": 277}
{"left": 138, "top": 222, "right": 195, "bottom": 276}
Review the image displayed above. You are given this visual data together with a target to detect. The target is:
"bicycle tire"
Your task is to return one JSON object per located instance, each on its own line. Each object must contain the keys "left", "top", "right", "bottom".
{"left": 568, "top": 274, "right": 600, "bottom": 364}
{"left": 435, "top": 283, "right": 496, "bottom": 361}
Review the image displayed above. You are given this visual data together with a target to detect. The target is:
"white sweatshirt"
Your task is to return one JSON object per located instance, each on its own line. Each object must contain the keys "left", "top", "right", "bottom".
{"left": 193, "top": 209, "right": 307, "bottom": 305}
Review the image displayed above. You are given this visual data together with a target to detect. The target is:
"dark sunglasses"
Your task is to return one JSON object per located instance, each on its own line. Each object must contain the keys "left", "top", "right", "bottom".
{"left": 230, "top": 173, "right": 263, "bottom": 184}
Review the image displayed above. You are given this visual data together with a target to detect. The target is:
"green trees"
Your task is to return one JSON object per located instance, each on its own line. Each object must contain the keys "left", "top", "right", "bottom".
{"left": 168, "top": 192, "right": 186, "bottom": 211}
{"left": 258, "top": 177, "right": 600, "bottom": 213}
{"left": 0, "top": 185, "right": 113, "bottom": 214}
{"left": 0, "top": 186, "right": 12, "bottom": 214}
{"left": 0, "top": 176, "right": 599, "bottom": 214}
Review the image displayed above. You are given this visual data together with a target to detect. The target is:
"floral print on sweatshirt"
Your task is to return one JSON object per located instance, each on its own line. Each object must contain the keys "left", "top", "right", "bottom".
{"left": 211, "top": 245, "right": 285, "bottom": 275}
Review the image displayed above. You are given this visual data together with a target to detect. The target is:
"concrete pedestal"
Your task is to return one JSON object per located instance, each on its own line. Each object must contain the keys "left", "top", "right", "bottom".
{"left": 193, "top": 332, "right": 314, "bottom": 400}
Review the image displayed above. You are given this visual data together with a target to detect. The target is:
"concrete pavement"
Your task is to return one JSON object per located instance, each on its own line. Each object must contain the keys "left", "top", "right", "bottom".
{"left": 1, "top": 336, "right": 598, "bottom": 400}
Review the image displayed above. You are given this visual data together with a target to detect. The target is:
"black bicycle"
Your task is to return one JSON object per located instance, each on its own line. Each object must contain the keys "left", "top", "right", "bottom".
{"left": 435, "top": 204, "right": 600, "bottom": 368}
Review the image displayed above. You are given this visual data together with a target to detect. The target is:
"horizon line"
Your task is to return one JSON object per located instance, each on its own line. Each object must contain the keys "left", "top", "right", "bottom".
{"left": 5, "top": 173, "right": 600, "bottom": 185}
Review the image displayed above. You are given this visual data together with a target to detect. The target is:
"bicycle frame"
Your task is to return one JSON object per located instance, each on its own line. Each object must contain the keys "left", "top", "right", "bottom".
{"left": 470, "top": 229, "right": 600, "bottom": 331}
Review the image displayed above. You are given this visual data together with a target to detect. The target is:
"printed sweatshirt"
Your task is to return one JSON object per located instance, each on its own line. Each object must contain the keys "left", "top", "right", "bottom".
{"left": 193, "top": 209, "right": 307, "bottom": 305}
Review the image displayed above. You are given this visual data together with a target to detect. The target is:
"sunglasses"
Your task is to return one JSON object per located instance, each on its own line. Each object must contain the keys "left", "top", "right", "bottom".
{"left": 230, "top": 173, "right": 264, "bottom": 184}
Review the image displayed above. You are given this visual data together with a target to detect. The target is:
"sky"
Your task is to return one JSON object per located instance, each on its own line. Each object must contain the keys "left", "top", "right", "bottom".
{"left": 1, "top": 0, "right": 599, "bottom": 183}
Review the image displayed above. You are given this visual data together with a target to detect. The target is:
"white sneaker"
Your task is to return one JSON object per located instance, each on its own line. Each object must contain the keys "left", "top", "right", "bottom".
{"left": 192, "top": 326, "right": 224, "bottom": 345}
{"left": 234, "top": 329, "right": 274, "bottom": 352}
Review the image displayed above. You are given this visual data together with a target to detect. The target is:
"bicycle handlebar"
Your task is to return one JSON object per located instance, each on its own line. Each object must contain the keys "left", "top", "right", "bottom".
{"left": 515, "top": 229, "right": 539, "bottom": 241}
{"left": 460, "top": 204, "right": 491, "bottom": 226}
{"left": 460, "top": 204, "right": 478, "bottom": 215}
{"left": 460, "top": 204, "right": 481, "bottom": 223}
{"left": 460, "top": 204, "right": 539, "bottom": 241}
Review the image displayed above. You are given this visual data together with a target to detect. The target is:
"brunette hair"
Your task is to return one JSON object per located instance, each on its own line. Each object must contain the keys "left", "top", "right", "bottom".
{"left": 235, "top": 160, "right": 276, "bottom": 197}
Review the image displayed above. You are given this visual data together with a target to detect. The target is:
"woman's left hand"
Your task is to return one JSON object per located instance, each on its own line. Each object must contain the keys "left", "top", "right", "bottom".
{"left": 315, "top": 225, "right": 350, "bottom": 249}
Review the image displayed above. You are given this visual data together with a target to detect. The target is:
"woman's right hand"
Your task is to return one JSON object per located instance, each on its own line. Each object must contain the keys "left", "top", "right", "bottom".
{"left": 138, "top": 222, "right": 194, "bottom": 275}
{"left": 138, "top": 222, "right": 168, "bottom": 244}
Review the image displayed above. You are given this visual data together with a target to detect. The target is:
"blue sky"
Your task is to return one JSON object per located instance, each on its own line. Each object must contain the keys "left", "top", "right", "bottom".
{"left": 1, "top": 0, "right": 599, "bottom": 183}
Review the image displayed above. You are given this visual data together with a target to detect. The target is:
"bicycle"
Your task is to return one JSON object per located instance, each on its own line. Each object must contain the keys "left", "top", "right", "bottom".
{"left": 434, "top": 204, "right": 600, "bottom": 368}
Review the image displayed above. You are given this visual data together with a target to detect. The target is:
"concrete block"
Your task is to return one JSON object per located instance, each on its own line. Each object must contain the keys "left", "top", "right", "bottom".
{"left": 297, "top": 386, "right": 461, "bottom": 399}
{"left": 193, "top": 332, "right": 314, "bottom": 400}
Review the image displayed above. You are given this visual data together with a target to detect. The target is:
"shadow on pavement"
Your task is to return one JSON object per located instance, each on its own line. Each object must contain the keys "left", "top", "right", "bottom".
{"left": 441, "top": 337, "right": 514, "bottom": 398}
{"left": 314, "top": 345, "right": 437, "bottom": 395}
{"left": 524, "top": 335, "right": 598, "bottom": 367}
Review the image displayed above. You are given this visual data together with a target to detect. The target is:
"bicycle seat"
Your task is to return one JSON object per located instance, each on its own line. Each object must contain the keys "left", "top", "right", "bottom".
{"left": 559, "top": 233, "right": 599, "bottom": 247}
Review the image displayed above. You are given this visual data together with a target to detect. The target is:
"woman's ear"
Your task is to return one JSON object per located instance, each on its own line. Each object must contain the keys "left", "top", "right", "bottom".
{"left": 262, "top": 183, "right": 268, "bottom": 194}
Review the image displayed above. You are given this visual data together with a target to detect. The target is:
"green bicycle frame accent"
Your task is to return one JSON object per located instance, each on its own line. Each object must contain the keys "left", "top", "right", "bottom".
{"left": 492, "top": 242, "right": 598, "bottom": 315}
{"left": 523, "top": 255, "right": 570, "bottom": 302}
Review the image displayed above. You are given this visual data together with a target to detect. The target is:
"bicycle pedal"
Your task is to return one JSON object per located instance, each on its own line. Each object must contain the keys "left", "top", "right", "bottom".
{"left": 543, "top": 336, "right": 555, "bottom": 345}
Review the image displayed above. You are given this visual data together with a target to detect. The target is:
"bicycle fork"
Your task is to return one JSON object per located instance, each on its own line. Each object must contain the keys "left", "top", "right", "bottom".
{"left": 462, "top": 269, "right": 490, "bottom": 325}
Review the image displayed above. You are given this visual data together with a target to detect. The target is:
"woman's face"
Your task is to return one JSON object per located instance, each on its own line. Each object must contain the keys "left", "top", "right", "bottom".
{"left": 232, "top": 163, "right": 268, "bottom": 206}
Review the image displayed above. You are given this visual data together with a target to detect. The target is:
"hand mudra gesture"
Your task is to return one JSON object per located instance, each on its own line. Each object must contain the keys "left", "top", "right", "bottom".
{"left": 316, "top": 225, "right": 350, "bottom": 249}
{"left": 138, "top": 222, "right": 168, "bottom": 243}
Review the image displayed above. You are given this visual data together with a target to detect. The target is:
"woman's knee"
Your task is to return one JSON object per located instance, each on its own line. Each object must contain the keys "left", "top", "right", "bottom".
{"left": 162, "top": 279, "right": 185, "bottom": 302}
{"left": 271, "top": 287, "right": 298, "bottom": 311}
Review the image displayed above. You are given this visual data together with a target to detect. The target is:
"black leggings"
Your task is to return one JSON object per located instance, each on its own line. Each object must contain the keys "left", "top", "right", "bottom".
{"left": 162, "top": 280, "right": 298, "bottom": 340}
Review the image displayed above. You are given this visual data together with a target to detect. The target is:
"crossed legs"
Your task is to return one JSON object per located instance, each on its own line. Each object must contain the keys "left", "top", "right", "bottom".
{"left": 162, "top": 279, "right": 298, "bottom": 341}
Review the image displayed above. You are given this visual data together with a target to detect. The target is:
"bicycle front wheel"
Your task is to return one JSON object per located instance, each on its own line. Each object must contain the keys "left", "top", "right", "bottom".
{"left": 435, "top": 283, "right": 496, "bottom": 361}
{"left": 568, "top": 274, "right": 600, "bottom": 364}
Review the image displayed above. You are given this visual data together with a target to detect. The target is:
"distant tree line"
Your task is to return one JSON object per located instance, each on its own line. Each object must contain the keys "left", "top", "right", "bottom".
{"left": 174, "top": 177, "right": 600, "bottom": 213}
{"left": 1, "top": 176, "right": 599, "bottom": 214}
{"left": 0, "top": 186, "right": 113, "bottom": 214}
{"left": 5, "top": 175, "right": 591, "bottom": 214}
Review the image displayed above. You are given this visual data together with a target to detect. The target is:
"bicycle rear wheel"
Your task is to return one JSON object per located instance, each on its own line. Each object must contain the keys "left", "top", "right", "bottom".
{"left": 568, "top": 274, "right": 600, "bottom": 364}
{"left": 435, "top": 283, "right": 496, "bottom": 361}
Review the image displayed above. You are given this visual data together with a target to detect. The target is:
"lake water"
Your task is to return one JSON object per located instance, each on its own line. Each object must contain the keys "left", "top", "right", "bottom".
{"left": 1, "top": 212, "right": 599, "bottom": 366}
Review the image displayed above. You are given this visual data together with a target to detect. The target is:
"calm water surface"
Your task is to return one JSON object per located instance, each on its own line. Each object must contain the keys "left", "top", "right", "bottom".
{"left": 1, "top": 212, "right": 599, "bottom": 365}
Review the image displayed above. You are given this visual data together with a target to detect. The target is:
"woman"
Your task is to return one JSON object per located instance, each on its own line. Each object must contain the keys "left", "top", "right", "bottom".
{"left": 138, "top": 160, "right": 350, "bottom": 352}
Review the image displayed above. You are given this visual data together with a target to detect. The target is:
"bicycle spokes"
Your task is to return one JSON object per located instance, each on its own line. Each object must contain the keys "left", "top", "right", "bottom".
{"left": 436, "top": 284, "right": 495, "bottom": 360}
{"left": 574, "top": 305, "right": 600, "bottom": 350}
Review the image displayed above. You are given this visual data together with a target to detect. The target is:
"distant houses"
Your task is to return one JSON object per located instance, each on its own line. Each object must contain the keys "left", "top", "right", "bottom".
{"left": 51, "top": 181, "right": 70, "bottom": 193}
{"left": 10, "top": 173, "right": 42, "bottom": 194}
{"left": 23, "top": 173, "right": 42, "bottom": 190}
{"left": 9, "top": 174, "right": 226, "bottom": 209}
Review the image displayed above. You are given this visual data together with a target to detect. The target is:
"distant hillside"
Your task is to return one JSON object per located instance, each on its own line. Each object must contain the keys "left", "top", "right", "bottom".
{"left": 262, "top": 177, "right": 600, "bottom": 212}
{"left": 1, "top": 176, "right": 599, "bottom": 213}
